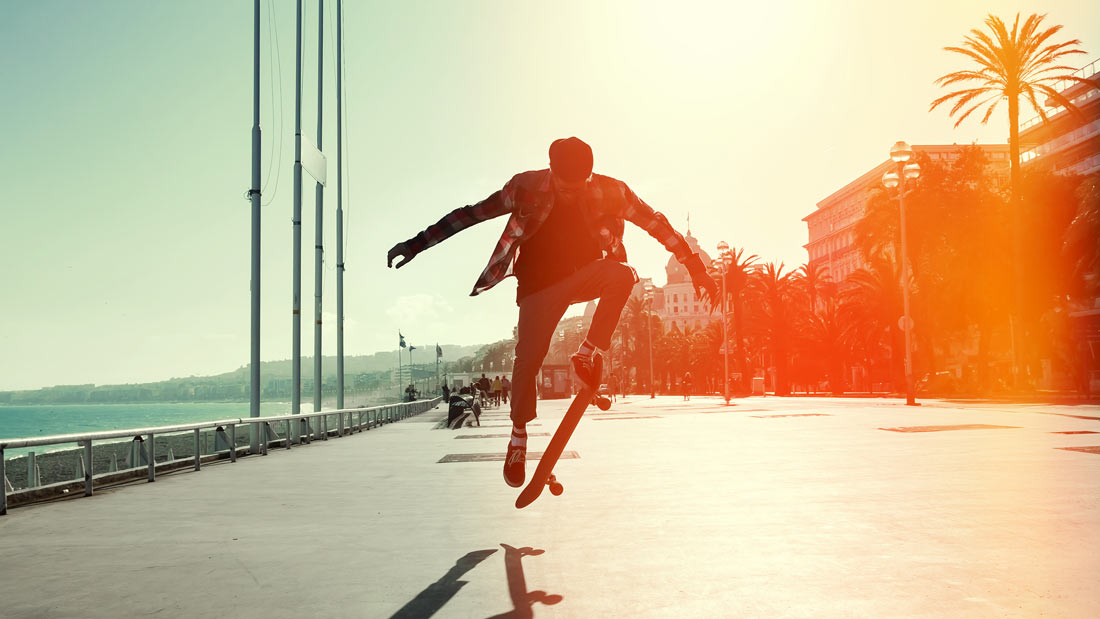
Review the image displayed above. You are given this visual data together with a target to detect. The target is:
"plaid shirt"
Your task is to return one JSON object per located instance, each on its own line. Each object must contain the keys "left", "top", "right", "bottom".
{"left": 404, "top": 169, "right": 695, "bottom": 297}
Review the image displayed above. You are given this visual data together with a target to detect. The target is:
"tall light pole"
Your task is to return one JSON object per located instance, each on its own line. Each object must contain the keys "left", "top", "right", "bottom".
{"left": 644, "top": 284, "right": 656, "bottom": 399}
{"left": 714, "top": 241, "right": 733, "bottom": 405}
{"left": 248, "top": 0, "right": 262, "bottom": 454}
{"left": 335, "top": 0, "right": 345, "bottom": 411}
{"left": 291, "top": 0, "right": 303, "bottom": 440}
{"left": 882, "top": 141, "right": 921, "bottom": 407}
{"left": 312, "top": 0, "right": 324, "bottom": 414}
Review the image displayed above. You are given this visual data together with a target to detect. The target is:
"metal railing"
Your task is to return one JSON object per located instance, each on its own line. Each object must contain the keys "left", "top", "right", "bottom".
{"left": 0, "top": 397, "right": 442, "bottom": 515}
{"left": 1020, "top": 58, "right": 1100, "bottom": 131}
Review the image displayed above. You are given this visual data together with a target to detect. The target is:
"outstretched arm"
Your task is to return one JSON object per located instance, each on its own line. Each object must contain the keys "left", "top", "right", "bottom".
{"left": 387, "top": 187, "right": 512, "bottom": 269}
{"left": 622, "top": 184, "right": 719, "bottom": 307}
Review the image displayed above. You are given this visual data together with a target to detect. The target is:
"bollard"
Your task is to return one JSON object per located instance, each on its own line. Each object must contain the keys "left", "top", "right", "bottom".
{"left": 83, "top": 441, "right": 93, "bottom": 497}
{"left": 27, "top": 452, "right": 38, "bottom": 489}
{"left": 147, "top": 433, "right": 156, "bottom": 482}
{"left": 1, "top": 447, "right": 7, "bottom": 515}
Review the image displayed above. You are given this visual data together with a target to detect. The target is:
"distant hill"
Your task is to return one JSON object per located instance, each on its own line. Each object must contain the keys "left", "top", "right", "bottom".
{"left": 0, "top": 344, "right": 486, "bottom": 405}
{"left": 208, "top": 344, "right": 485, "bottom": 381}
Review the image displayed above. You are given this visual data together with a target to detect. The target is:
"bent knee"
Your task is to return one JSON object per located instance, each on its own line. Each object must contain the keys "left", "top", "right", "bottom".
{"left": 607, "top": 262, "right": 638, "bottom": 294}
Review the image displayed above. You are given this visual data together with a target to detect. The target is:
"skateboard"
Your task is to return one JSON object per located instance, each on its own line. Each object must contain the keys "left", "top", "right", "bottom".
{"left": 515, "top": 354, "right": 609, "bottom": 509}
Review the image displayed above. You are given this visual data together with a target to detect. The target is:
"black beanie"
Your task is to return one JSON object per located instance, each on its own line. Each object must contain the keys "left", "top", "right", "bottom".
{"left": 549, "top": 137, "right": 593, "bottom": 182}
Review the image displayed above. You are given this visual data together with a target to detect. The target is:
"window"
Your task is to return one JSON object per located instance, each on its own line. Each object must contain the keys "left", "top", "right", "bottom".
{"left": 673, "top": 293, "right": 678, "bottom": 302}
{"left": 673, "top": 307, "right": 679, "bottom": 313}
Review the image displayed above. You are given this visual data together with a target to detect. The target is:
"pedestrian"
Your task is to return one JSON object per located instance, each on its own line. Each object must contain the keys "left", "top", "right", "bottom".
{"left": 682, "top": 370, "right": 693, "bottom": 401}
{"left": 501, "top": 375, "right": 511, "bottom": 404}
{"left": 387, "top": 137, "right": 717, "bottom": 488}
{"left": 492, "top": 375, "right": 503, "bottom": 407}
{"left": 609, "top": 372, "right": 620, "bottom": 402}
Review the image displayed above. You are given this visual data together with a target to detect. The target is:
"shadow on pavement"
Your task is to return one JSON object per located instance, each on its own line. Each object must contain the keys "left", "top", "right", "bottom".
{"left": 486, "top": 544, "right": 563, "bottom": 619}
{"left": 389, "top": 549, "right": 498, "bottom": 619}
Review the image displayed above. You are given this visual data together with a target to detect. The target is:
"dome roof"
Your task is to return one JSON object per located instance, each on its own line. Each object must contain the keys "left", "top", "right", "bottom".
{"left": 665, "top": 230, "right": 711, "bottom": 285}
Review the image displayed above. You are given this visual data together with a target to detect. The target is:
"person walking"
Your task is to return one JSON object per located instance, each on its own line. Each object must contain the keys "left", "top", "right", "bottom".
{"left": 682, "top": 370, "right": 693, "bottom": 401}
{"left": 501, "top": 375, "right": 511, "bottom": 405}
{"left": 388, "top": 137, "right": 717, "bottom": 488}
{"left": 492, "top": 375, "right": 503, "bottom": 407}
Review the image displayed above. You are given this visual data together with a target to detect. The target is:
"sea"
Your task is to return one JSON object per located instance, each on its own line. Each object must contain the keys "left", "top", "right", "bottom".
{"left": 0, "top": 402, "right": 299, "bottom": 458}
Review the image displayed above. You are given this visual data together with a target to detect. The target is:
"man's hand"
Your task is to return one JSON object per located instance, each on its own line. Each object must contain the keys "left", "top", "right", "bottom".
{"left": 387, "top": 241, "right": 417, "bottom": 269}
{"left": 684, "top": 253, "right": 719, "bottom": 309}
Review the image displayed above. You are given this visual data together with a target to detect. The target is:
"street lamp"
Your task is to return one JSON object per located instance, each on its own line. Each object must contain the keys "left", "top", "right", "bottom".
{"left": 713, "top": 241, "right": 733, "bottom": 405}
{"left": 882, "top": 140, "right": 920, "bottom": 407}
{"left": 644, "top": 283, "right": 657, "bottom": 398}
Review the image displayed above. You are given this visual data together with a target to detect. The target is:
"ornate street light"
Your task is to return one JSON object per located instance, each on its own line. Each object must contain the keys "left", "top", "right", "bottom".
{"left": 882, "top": 141, "right": 920, "bottom": 406}
{"left": 644, "top": 283, "right": 657, "bottom": 399}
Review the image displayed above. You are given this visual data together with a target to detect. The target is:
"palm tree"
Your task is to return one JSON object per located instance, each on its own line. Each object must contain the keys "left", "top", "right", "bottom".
{"left": 794, "top": 261, "right": 833, "bottom": 315}
{"left": 930, "top": 12, "right": 1091, "bottom": 386}
{"left": 722, "top": 247, "right": 759, "bottom": 393}
{"left": 749, "top": 263, "right": 801, "bottom": 396}
{"left": 840, "top": 256, "right": 904, "bottom": 392}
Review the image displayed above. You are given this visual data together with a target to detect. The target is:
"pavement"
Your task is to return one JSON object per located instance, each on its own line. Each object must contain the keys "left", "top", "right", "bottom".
{"left": 1, "top": 395, "right": 1098, "bottom": 618}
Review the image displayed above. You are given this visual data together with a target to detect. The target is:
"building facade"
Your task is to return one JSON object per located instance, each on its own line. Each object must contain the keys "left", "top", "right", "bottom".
{"left": 1019, "top": 58, "right": 1100, "bottom": 176}
{"left": 654, "top": 231, "right": 714, "bottom": 333}
{"left": 804, "top": 144, "right": 1010, "bottom": 282}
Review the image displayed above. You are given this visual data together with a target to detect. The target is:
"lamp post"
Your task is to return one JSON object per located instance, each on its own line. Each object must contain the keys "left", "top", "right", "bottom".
{"left": 882, "top": 141, "right": 920, "bottom": 407}
{"left": 714, "top": 241, "right": 733, "bottom": 405}
{"left": 644, "top": 284, "right": 656, "bottom": 398}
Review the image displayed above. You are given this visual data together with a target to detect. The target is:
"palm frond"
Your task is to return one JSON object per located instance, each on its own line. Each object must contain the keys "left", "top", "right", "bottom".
{"left": 936, "top": 69, "right": 1003, "bottom": 89}
{"left": 929, "top": 87, "right": 990, "bottom": 112}
{"left": 978, "top": 98, "right": 1002, "bottom": 124}
{"left": 1032, "top": 83, "right": 1090, "bottom": 123}
{"left": 941, "top": 45, "right": 997, "bottom": 76}
{"left": 949, "top": 88, "right": 993, "bottom": 116}
{"left": 1020, "top": 84, "right": 1050, "bottom": 125}
{"left": 953, "top": 93, "right": 1002, "bottom": 127}
{"left": 1025, "top": 63, "right": 1085, "bottom": 81}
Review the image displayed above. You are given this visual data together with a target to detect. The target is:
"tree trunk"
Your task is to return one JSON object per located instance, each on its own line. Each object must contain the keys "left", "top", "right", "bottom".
{"left": 734, "top": 296, "right": 748, "bottom": 394}
{"left": 1007, "top": 89, "right": 1028, "bottom": 389}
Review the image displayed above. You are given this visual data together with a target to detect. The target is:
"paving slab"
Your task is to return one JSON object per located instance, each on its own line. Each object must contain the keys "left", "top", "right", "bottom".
{"left": 0, "top": 396, "right": 1097, "bottom": 618}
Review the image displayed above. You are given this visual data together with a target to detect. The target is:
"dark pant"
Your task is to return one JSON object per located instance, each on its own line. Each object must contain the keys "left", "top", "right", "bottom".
{"left": 510, "top": 259, "right": 637, "bottom": 425}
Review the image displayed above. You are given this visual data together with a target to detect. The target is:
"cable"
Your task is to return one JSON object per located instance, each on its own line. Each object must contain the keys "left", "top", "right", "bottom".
{"left": 341, "top": 2, "right": 352, "bottom": 269}
{"left": 259, "top": 0, "right": 275, "bottom": 195}
{"left": 262, "top": 0, "right": 285, "bottom": 206}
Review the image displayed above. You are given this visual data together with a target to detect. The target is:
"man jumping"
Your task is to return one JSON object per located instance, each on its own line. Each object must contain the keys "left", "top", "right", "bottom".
{"left": 387, "top": 137, "right": 717, "bottom": 488}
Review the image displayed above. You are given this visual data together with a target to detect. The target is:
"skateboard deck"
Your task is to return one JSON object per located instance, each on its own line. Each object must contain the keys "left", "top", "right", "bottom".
{"left": 515, "top": 355, "right": 608, "bottom": 509}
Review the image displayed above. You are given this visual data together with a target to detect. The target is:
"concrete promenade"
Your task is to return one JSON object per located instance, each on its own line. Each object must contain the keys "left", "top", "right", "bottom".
{"left": 1, "top": 395, "right": 1097, "bottom": 618}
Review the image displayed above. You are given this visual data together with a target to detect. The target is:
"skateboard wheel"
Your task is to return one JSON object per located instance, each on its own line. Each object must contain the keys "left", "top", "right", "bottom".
{"left": 595, "top": 396, "right": 611, "bottom": 411}
{"left": 549, "top": 481, "right": 564, "bottom": 496}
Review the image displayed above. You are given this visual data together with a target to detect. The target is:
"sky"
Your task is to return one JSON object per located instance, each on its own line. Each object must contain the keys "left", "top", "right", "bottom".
{"left": 2, "top": 0, "right": 1098, "bottom": 391}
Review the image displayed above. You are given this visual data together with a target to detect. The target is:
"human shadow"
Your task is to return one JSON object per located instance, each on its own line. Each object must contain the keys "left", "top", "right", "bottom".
{"left": 485, "top": 544, "right": 564, "bottom": 619}
{"left": 389, "top": 548, "right": 498, "bottom": 619}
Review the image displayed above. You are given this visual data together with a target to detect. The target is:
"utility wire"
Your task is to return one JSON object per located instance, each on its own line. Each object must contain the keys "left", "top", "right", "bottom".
{"left": 261, "top": 0, "right": 285, "bottom": 206}
{"left": 260, "top": 0, "right": 286, "bottom": 203}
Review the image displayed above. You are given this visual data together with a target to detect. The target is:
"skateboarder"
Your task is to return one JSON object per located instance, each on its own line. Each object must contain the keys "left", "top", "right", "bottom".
{"left": 387, "top": 137, "right": 718, "bottom": 488}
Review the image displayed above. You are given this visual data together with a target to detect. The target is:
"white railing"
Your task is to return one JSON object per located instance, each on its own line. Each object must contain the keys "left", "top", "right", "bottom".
{"left": 0, "top": 398, "right": 442, "bottom": 515}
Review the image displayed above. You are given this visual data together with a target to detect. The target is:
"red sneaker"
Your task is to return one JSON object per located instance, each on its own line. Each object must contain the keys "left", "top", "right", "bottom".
{"left": 504, "top": 432, "right": 526, "bottom": 488}
{"left": 570, "top": 352, "right": 603, "bottom": 391}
